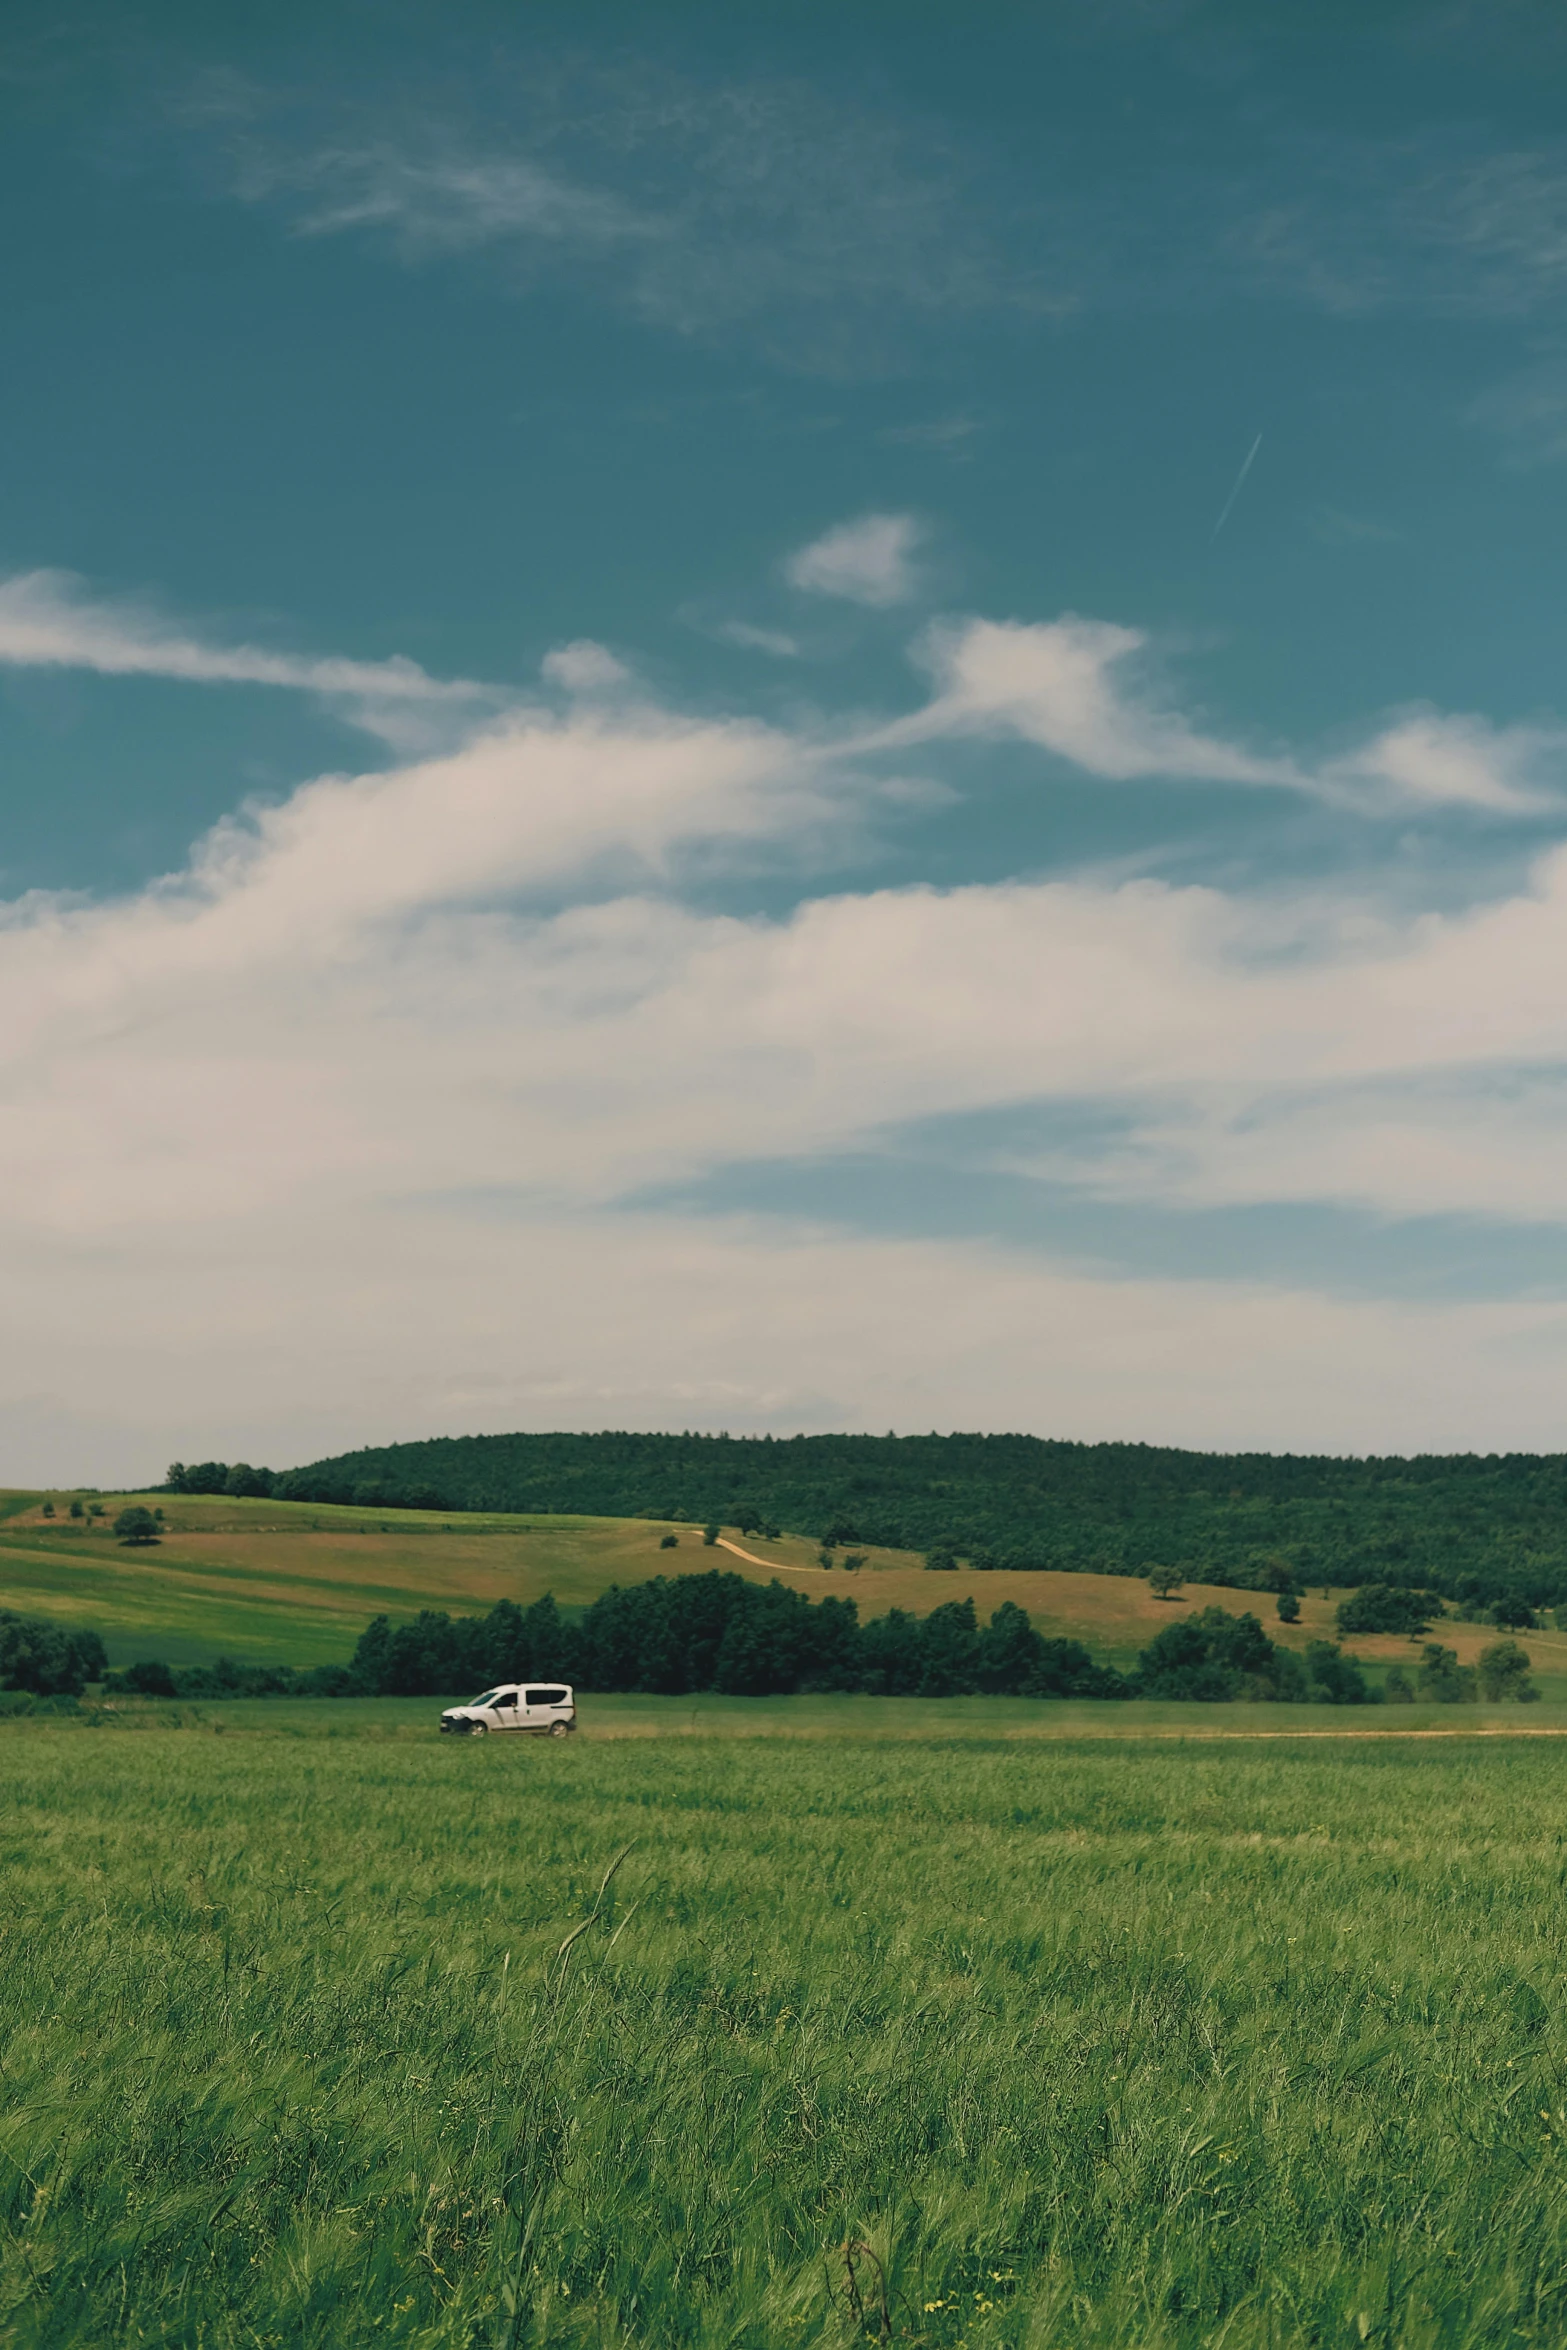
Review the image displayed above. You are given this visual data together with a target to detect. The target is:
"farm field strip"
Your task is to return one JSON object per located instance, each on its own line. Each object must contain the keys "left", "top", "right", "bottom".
{"left": 38, "top": 1692, "right": 1567, "bottom": 1741}
{"left": 6, "top": 1717, "right": 1567, "bottom": 2347}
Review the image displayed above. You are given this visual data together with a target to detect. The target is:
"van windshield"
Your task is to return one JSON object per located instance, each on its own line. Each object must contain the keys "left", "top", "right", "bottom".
{"left": 469, "top": 1689, "right": 507, "bottom": 1708}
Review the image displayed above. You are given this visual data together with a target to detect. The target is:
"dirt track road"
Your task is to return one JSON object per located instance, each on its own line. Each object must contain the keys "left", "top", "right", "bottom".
{"left": 713, "top": 1537, "right": 821, "bottom": 1574}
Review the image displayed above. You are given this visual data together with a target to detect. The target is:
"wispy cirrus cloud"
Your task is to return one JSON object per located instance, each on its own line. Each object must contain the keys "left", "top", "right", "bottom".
{"left": 0, "top": 570, "right": 502, "bottom": 747}
{"left": 209, "top": 61, "right": 1064, "bottom": 374}
{"left": 857, "top": 614, "right": 1567, "bottom": 814}
{"left": 280, "top": 147, "right": 652, "bottom": 255}
{"left": 7, "top": 563, "right": 1564, "bottom": 823}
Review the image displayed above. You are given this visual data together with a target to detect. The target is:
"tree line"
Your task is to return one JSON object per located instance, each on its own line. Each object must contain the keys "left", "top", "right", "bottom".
{"left": 164, "top": 1430, "right": 1567, "bottom": 1616}
{"left": 5, "top": 1574, "right": 1539, "bottom": 1706}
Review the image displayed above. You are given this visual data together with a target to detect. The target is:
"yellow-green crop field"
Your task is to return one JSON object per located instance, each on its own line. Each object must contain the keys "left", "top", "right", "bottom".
{"left": 6, "top": 1706, "right": 1567, "bottom": 2348}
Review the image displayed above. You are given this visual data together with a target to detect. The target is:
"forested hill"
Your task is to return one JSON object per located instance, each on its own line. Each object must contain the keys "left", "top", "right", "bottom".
{"left": 179, "top": 1432, "right": 1567, "bottom": 1607}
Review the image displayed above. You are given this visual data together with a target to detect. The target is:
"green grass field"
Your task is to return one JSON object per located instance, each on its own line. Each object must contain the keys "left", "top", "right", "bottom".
{"left": 6, "top": 1704, "right": 1567, "bottom": 2346}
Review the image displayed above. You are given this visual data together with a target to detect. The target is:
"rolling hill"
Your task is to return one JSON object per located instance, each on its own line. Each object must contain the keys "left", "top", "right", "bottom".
{"left": 188, "top": 1428, "right": 1567, "bottom": 1610}
{"left": 4, "top": 1490, "right": 1565, "bottom": 1696}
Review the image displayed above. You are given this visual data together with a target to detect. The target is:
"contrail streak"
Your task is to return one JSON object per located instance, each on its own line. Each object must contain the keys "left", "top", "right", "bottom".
{"left": 1211, "top": 432, "right": 1262, "bottom": 539}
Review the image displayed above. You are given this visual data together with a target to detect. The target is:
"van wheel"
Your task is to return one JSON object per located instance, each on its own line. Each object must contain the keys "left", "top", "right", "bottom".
{"left": 470, "top": 1722, "right": 488, "bottom": 1738}
{"left": 549, "top": 1721, "right": 570, "bottom": 1737}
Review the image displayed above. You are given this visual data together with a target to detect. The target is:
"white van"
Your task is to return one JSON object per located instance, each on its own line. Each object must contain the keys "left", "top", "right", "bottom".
{"left": 438, "top": 1683, "right": 576, "bottom": 1737}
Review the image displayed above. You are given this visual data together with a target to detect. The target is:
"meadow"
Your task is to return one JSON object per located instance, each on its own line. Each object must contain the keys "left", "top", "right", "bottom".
{"left": 6, "top": 1492, "right": 1563, "bottom": 1694}
{"left": 6, "top": 1705, "right": 1567, "bottom": 2347}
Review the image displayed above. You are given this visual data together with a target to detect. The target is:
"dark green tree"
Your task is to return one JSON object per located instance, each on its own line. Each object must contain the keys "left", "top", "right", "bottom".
{"left": 1336, "top": 1586, "right": 1434, "bottom": 1637}
{"left": 917, "top": 1599, "right": 979, "bottom": 1696}
{"left": 113, "top": 1507, "right": 161, "bottom": 1547}
{"left": 1415, "top": 1643, "right": 1477, "bottom": 1702}
{"left": 1303, "top": 1641, "right": 1373, "bottom": 1704}
{"left": 1478, "top": 1639, "right": 1539, "bottom": 1702}
{"left": 0, "top": 1609, "right": 106, "bottom": 1696}
{"left": 974, "top": 1600, "right": 1043, "bottom": 1693}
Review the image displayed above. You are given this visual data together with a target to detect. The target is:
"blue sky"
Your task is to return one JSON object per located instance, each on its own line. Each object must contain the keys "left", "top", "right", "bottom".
{"left": 8, "top": 0, "right": 1567, "bottom": 1479}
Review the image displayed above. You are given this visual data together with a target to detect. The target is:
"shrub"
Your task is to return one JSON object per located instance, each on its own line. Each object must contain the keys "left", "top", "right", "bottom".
{"left": 703, "top": 1524, "right": 720, "bottom": 1546}
{"left": 1276, "top": 1591, "right": 1301, "bottom": 1623}
{"left": 924, "top": 1546, "right": 958, "bottom": 1572}
{"left": 660, "top": 1533, "right": 679, "bottom": 1549}
{"left": 118, "top": 1660, "right": 179, "bottom": 1698}
{"left": 1383, "top": 1663, "right": 1415, "bottom": 1702}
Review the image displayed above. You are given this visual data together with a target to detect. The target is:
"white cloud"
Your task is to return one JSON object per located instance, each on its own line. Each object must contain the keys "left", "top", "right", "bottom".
{"left": 867, "top": 615, "right": 1300, "bottom": 785}
{"left": 0, "top": 570, "right": 499, "bottom": 747}
{"left": 540, "top": 640, "right": 634, "bottom": 695}
{"left": 11, "top": 585, "right": 1567, "bottom": 1469}
{"left": 785, "top": 514, "right": 923, "bottom": 607}
{"left": 862, "top": 616, "right": 1565, "bottom": 813}
{"left": 715, "top": 621, "right": 801, "bottom": 658}
{"left": 1337, "top": 712, "right": 1565, "bottom": 814}
{"left": 284, "top": 149, "right": 653, "bottom": 256}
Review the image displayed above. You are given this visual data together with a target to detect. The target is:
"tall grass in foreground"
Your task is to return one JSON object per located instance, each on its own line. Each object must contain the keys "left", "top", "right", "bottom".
{"left": 4, "top": 1720, "right": 1567, "bottom": 2346}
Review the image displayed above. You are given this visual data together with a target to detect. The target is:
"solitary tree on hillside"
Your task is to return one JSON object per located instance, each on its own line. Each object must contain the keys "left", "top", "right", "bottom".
{"left": 1276, "top": 1591, "right": 1301, "bottom": 1624}
{"left": 1147, "top": 1564, "right": 1185, "bottom": 1601}
{"left": 113, "top": 1507, "right": 161, "bottom": 1547}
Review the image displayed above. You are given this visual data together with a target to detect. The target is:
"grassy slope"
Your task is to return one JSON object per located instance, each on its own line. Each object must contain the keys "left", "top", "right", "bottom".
{"left": 4, "top": 1489, "right": 1565, "bottom": 1692}
{"left": 6, "top": 1713, "right": 1567, "bottom": 2347}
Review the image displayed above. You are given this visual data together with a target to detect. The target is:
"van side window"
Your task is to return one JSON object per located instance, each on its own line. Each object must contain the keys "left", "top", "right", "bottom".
{"left": 527, "top": 1688, "right": 566, "bottom": 1706}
